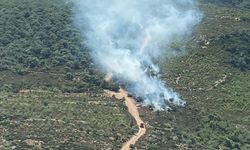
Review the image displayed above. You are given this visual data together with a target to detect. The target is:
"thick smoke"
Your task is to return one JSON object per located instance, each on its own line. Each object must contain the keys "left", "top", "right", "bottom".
{"left": 73, "top": 0, "right": 201, "bottom": 110}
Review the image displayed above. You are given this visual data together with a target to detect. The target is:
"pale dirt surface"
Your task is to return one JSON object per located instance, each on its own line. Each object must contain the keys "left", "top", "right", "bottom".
{"left": 24, "top": 139, "right": 43, "bottom": 149}
{"left": 105, "top": 88, "right": 146, "bottom": 150}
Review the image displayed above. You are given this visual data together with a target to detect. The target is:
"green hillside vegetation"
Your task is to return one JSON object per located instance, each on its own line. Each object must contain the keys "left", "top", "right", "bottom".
{"left": 0, "top": 0, "right": 250, "bottom": 150}
{"left": 0, "top": 91, "right": 135, "bottom": 149}
{"left": 0, "top": 0, "right": 126, "bottom": 149}
{"left": 0, "top": 0, "right": 119, "bottom": 93}
{"left": 137, "top": 1, "right": 250, "bottom": 149}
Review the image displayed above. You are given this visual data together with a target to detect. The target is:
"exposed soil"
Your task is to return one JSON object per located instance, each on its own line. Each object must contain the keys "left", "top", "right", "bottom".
{"left": 105, "top": 88, "right": 146, "bottom": 150}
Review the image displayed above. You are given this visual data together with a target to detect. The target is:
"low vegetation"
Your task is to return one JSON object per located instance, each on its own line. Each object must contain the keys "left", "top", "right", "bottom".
{"left": 0, "top": 0, "right": 249, "bottom": 149}
{"left": 136, "top": 1, "right": 250, "bottom": 149}
{"left": 0, "top": 0, "right": 118, "bottom": 93}
{"left": 0, "top": 91, "right": 136, "bottom": 149}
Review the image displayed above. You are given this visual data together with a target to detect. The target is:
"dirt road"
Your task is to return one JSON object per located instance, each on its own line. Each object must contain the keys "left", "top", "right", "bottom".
{"left": 105, "top": 89, "right": 146, "bottom": 150}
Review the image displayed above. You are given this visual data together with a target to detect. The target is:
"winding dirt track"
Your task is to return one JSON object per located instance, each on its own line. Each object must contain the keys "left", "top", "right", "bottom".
{"left": 105, "top": 89, "right": 146, "bottom": 150}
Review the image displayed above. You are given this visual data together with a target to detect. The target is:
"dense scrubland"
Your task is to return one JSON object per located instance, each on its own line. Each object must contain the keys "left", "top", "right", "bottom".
{"left": 137, "top": 0, "right": 250, "bottom": 149}
{"left": 0, "top": 0, "right": 119, "bottom": 93}
{"left": 0, "top": 0, "right": 249, "bottom": 149}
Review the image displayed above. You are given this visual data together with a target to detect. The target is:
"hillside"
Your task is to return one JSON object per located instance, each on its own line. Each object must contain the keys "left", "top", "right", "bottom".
{"left": 137, "top": 1, "right": 250, "bottom": 149}
{"left": 0, "top": 0, "right": 118, "bottom": 93}
{"left": 0, "top": 0, "right": 250, "bottom": 150}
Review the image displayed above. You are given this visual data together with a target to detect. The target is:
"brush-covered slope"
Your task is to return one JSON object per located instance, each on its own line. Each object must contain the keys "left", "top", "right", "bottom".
{"left": 0, "top": 91, "right": 135, "bottom": 149}
{"left": 0, "top": 0, "right": 129, "bottom": 149}
{"left": 0, "top": 0, "right": 118, "bottom": 93}
{"left": 136, "top": 1, "right": 250, "bottom": 149}
{"left": 0, "top": 0, "right": 250, "bottom": 150}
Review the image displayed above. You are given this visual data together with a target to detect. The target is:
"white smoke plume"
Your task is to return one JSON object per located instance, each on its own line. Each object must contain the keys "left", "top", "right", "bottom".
{"left": 72, "top": 0, "right": 202, "bottom": 110}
